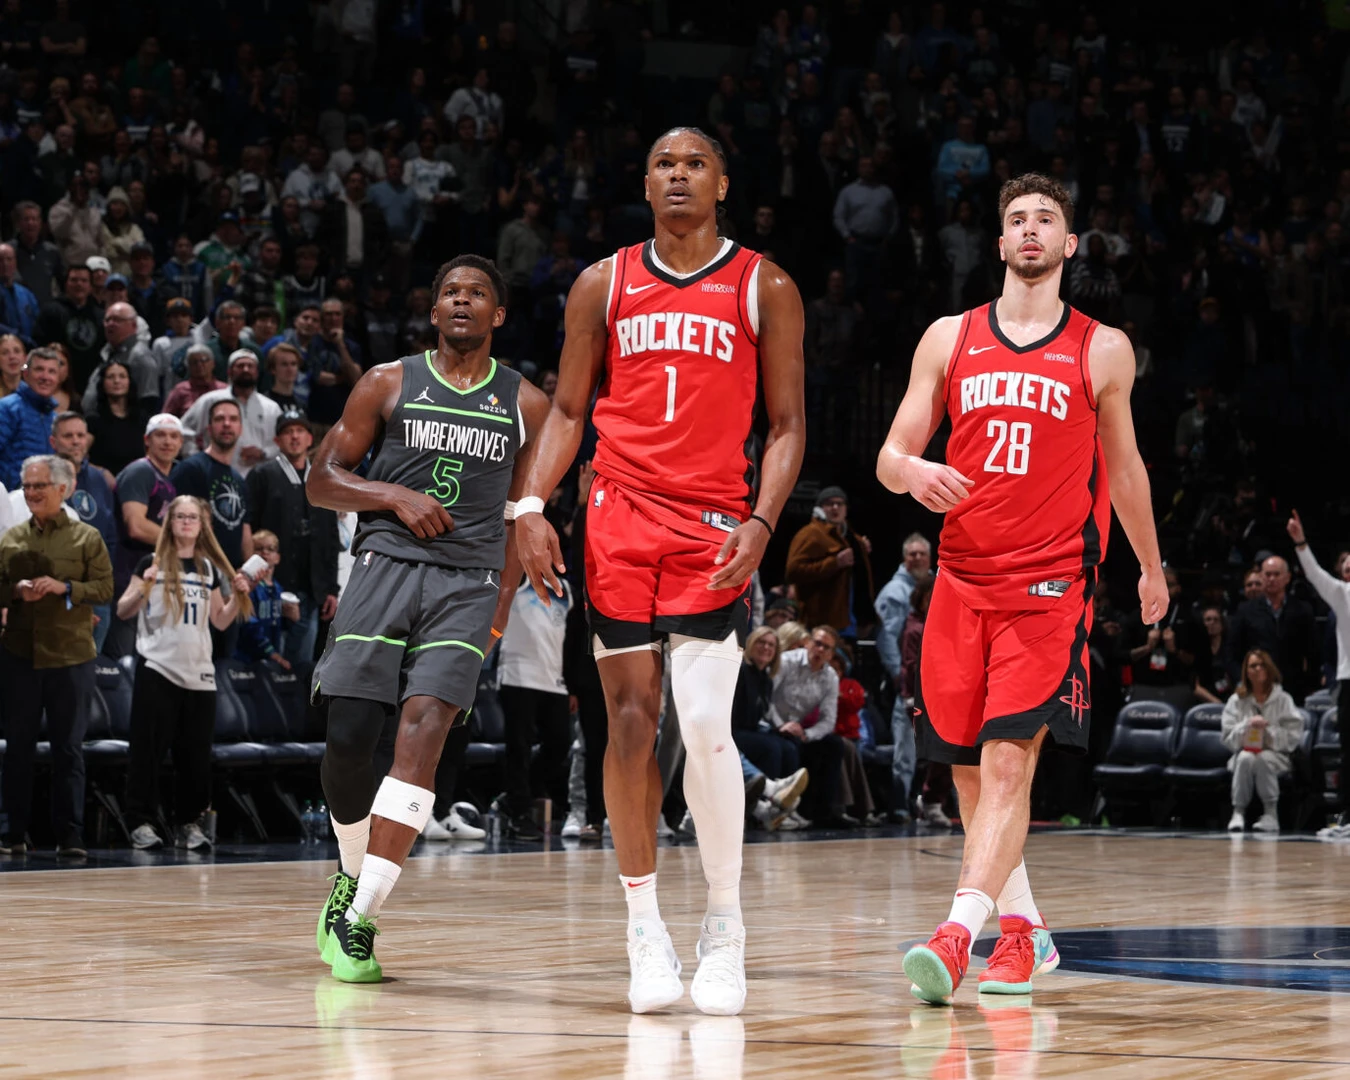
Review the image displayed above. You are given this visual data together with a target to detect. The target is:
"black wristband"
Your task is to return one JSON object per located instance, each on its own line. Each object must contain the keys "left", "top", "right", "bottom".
{"left": 749, "top": 513, "right": 773, "bottom": 535}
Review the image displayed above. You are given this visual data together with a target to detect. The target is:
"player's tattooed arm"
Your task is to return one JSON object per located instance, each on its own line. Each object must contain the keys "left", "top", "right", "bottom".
{"left": 710, "top": 259, "right": 804, "bottom": 591}
{"left": 877, "top": 314, "right": 972, "bottom": 512}
{"left": 490, "top": 379, "right": 556, "bottom": 641}
{"left": 518, "top": 258, "right": 611, "bottom": 603}
{"left": 307, "top": 362, "right": 455, "bottom": 540}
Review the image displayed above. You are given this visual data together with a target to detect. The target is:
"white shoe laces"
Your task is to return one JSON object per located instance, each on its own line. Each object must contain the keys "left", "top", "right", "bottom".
{"left": 630, "top": 936, "right": 679, "bottom": 985}
{"left": 696, "top": 932, "right": 745, "bottom": 989}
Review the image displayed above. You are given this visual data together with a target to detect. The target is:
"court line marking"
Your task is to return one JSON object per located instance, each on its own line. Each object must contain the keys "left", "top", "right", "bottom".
{"left": 2, "top": 1013, "right": 1347, "bottom": 1067}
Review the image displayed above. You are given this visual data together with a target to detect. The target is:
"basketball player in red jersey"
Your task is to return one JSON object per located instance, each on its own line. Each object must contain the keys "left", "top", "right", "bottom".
{"left": 516, "top": 127, "right": 805, "bottom": 1016}
{"left": 877, "top": 173, "right": 1168, "bottom": 1005}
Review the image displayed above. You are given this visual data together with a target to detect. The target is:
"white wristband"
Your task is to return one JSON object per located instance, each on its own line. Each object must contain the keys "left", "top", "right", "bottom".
{"left": 503, "top": 500, "right": 517, "bottom": 521}
{"left": 514, "top": 495, "right": 546, "bottom": 518}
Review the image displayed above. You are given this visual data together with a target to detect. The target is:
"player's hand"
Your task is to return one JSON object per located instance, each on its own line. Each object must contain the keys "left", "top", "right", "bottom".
{"left": 389, "top": 488, "right": 454, "bottom": 539}
{"left": 1138, "top": 567, "right": 1168, "bottom": 625}
{"left": 1287, "top": 509, "right": 1306, "bottom": 546}
{"left": 518, "top": 511, "right": 565, "bottom": 604}
{"left": 709, "top": 520, "right": 770, "bottom": 591}
{"left": 901, "top": 457, "right": 973, "bottom": 513}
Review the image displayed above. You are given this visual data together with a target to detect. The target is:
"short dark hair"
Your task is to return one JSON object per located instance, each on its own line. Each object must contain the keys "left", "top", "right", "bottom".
{"left": 431, "top": 254, "right": 508, "bottom": 309}
{"left": 209, "top": 397, "right": 243, "bottom": 422}
{"left": 647, "top": 126, "right": 728, "bottom": 172}
{"left": 52, "top": 410, "right": 85, "bottom": 432}
{"left": 998, "top": 173, "right": 1075, "bottom": 227}
{"left": 252, "top": 305, "right": 280, "bottom": 323}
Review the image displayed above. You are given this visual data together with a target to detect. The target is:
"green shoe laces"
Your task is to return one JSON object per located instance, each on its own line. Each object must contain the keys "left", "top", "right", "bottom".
{"left": 327, "top": 871, "right": 357, "bottom": 910}
{"left": 344, "top": 914, "right": 380, "bottom": 961}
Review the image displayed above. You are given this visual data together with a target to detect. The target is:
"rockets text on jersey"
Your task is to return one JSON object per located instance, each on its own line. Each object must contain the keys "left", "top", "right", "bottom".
{"left": 591, "top": 238, "right": 763, "bottom": 514}
{"left": 938, "top": 302, "right": 1111, "bottom": 608}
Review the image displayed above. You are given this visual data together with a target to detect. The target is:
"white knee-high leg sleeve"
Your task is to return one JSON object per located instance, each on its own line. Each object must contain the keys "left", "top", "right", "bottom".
{"left": 670, "top": 632, "right": 745, "bottom": 915}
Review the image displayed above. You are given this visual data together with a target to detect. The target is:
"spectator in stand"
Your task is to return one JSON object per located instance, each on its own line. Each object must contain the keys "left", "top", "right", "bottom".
{"left": 0, "top": 346, "right": 61, "bottom": 489}
{"left": 48, "top": 173, "right": 103, "bottom": 267}
{"left": 446, "top": 114, "right": 495, "bottom": 256}
{"left": 762, "top": 595, "right": 800, "bottom": 630}
{"left": 1241, "top": 567, "right": 1264, "bottom": 606}
{"left": 196, "top": 212, "right": 252, "bottom": 300}
{"left": 0, "top": 453, "right": 112, "bottom": 856}
{"left": 1193, "top": 604, "right": 1239, "bottom": 705}
{"left": 938, "top": 198, "right": 988, "bottom": 312}
{"left": 444, "top": 69, "right": 505, "bottom": 138}
{"left": 1230, "top": 554, "right": 1319, "bottom": 702}
{"left": 234, "top": 528, "right": 297, "bottom": 669}
{"left": 496, "top": 194, "right": 548, "bottom": 312}
{"left": 936, "top": 115, "right": 991, "bottom": 207}
{"left": 319, "top": 168, "right": 390, "bottom": 286}
{"left": 1288, "top": 511, "right": 1350, "bottom": 822}
{"left": 1128, "top": 566, "right": 1194, "bottom": 697}
{"left": 1221, "top": 649, "right": 1303, "bottom": 834}
{"left": 151, "top": 298, "right": 194, "bottom": 392}
{"left": 304, "top": 297, "right": 362, "bottom": 431}
{"left": 85, "top": 361, "right": 150, "bottom": 477}
{"left": 732, "top": 626, "right": 804, "bottom": 784}
{"left": 0, "top": 243, "right": 41, "bottom": 346}
{"left": 10, "top": 202, "right": 64, "bottom": 303}
{"left": 497, "top": 553, "right": 573, "bottom": 841}
{"left": 246, "top": 408, "right": 338, "bottom": 665}
{"left": 226, "top": 235, "right": 286, "bottom": 322}
{"left": 34, "top": 264, "right": 103, "bottom": 389}
{"left": 158, "top": 235, "right": 209, "bottom": 321}
{"left": 772, "top": 624, "right": 855, "bottom": 828}
{"left": 47, "top": 411, "right": 117, "bottom": 651}
{"left": 116, "top": 494, "right": 252, "bottom": 850}
{"left": 368, "top": 156, "right": 420, "bottom": 290}
{"left": 81, "top": 302, "right": 158, "bottom": 415}
{"left": 874, "top": 532, "right": 932, "bottom": 818}
{"left": 171, "top": 398, "right": 252, "bottom": 571}
{"left": 125, "top": 242, "right": 164, "bottom": 338}
{"left": 832, "top": 156, "right": 898, "bottom": 304}
{"left": 330, "top": 123, "right": 385, "bottom": 182}
{"left": 785, "top": 485, "right": 875, "bottom": 637}
{"left": 282, "top": 245, "right": 328, "bottom": 316}
{"left": 0, "top": 334, "right": 26, "bottom": 397}
{"left": 282, "top": 142, "right": 342, "bottom": 238}
{"left": 164, "top": 344, "right": 227, "bottom": 418}
{"left": 99, "top": 188, "right": 146, "bottom": 275}
{"left": 263, "top": 342, "right": 306, "bottom": 410}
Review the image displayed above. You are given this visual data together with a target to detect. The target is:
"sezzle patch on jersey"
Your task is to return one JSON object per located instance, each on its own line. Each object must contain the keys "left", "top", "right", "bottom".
{"left": 959, "top": 370, "right": 1071, "bottom": 420}
{"left": 614, "top": 311, "right": 737, "bottom": 361}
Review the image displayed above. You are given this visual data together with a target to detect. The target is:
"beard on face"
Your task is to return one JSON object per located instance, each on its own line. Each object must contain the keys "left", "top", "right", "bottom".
{"left": 1006, "top": 242, "right": 1066, "bottom": 280}
{"left": 232, "top": 372, "right": 258, "bottom": 390}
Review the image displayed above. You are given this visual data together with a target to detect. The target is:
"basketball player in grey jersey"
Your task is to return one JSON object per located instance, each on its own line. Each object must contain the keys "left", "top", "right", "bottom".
{"left": 307, "top": 254, "right": 552, "bottom": 982}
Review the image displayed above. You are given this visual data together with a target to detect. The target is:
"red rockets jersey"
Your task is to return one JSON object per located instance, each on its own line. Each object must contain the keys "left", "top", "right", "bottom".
{"left": 939, "top": 302, "right": 1111, "bottom": 609}
{"left": 591, "top": 239, "right": 763, "bottom": 515}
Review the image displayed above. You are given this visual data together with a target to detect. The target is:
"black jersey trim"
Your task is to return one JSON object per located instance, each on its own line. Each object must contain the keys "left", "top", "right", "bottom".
{"left": 986, "top": 301, "right": 1072, "bottom": 354}
{"left": 640, "top": 239, "right": 742, "bottom": 288}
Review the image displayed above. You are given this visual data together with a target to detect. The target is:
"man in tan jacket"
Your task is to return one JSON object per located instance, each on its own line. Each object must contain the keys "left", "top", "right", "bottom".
{"left": 785, "top": 485, "right": 875, "bottom": 635}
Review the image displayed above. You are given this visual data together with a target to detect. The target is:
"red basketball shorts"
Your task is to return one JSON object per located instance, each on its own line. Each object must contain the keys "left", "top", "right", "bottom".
{"left": 914, "top": 570, "right": 1095, "bottom": 766}
{"left": 583, "top": 474, "right": 751, "bottom": 651}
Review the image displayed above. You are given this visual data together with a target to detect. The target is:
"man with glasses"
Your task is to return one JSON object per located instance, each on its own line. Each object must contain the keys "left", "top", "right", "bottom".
{"left": 785, "top": 485, "right": 876, "bottom": 636}
{"left": 0, "top": 454, "right": 113, "bottom": 856}
{"left": 875, "top": 531, "right": 934, "bottom": 820}
{"left": 81, "top": 301, "right": 160, "bottom": 415}
{"left": 769, "top": 624, "right": 856, "bottom": 828}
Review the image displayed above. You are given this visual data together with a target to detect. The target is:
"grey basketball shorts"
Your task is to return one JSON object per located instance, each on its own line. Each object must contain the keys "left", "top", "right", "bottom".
{"left": 312, "top": 551, "right": 499, "bottom": 712}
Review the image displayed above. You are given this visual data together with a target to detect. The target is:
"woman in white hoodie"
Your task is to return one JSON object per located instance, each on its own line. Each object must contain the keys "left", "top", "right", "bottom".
{"left": 1221, "top": 649, "right": 1304, "bottom": 834}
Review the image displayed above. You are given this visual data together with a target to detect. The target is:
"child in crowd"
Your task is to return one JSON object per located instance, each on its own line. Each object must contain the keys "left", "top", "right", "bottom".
{"left": 236, "top": 529, "right": 299, "bottom": 669}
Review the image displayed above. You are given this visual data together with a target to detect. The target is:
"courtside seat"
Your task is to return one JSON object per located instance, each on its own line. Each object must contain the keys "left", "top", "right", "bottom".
{"left": 258, "top": 661, "right": 324, "bottom": 762}
{"left": 1164, "top": 704, "right": 1230, "bottom": 793}
{"left": 1304, "top": 689, "right": 1335, "bottom": 727}
{"left": 1094, "top": 700, "right": 1182, "bottom": 791}
{"left": 212, "top": 662, "right": 267, "bottom": 765}
{"left": 1314, "top": 708, "right": 1341, "bottom": 810}
{"left": 84, "top": 658, "right": 133, "bottom": 763}
{"left": 466, "top": 681, "right": 507, "bottom": 768}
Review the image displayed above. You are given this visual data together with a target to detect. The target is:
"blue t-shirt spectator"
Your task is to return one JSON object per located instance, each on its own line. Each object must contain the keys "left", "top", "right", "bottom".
{"left": 170, "top": 452, "right": 250, "bottom": 568}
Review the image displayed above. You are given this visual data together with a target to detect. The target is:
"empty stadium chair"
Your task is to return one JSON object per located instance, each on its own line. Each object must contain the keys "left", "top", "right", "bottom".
{"left": 1165, "top": 704, "right": 1229, "bottom": 791}
{"left": 1303, "top": 689, "right": 1335, "bottom": 726}
{"left": 84, "top": 658, "right": 133, "bottom": 763}
{"left": 1094, "top": 700, "right": 1181, "bottom": 823}
{"left": 1314, "top": 708, "right": 1341, "bottom": 812}
{"left": 212, "top": 662, "right": 266, "bottom": 766}
{"left": 257, "top": 661, "right": 324, "bottom": 763}
{"left": 466, "top": 679, "right": 507, "bottom": 768}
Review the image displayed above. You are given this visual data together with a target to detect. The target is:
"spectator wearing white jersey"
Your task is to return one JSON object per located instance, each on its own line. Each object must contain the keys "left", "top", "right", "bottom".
{"left": 116, "top": 495, "right": 252, "bottom": 851}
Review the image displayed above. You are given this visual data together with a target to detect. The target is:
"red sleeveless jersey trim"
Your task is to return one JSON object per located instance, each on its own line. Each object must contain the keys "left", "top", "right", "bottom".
{"left": 938, "top": 301, "right": 1109, "bottom": 609}
{"left": 591, "top": 240, "right": 763, "bottom": 514}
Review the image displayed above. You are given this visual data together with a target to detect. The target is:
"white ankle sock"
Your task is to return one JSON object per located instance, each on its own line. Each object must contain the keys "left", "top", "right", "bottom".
{"left": 621, "top": 872, "right": 661, "bottom": 927}
{"left": 946, "top": 887, "right": 994, "bottom": 948}
{"left": 996, "top": 859, "right": 1041, "bottom": 924}
{"left": 349, "top": 854, "right": 402, "bottom": 920}
{"left": 332, "top": 814, "right": 369, "bottom": 878}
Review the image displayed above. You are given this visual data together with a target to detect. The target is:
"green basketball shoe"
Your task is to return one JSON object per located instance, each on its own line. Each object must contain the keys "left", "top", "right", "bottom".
{"left": 330, "top": 912, "right": 382, "bottom": 984}
{"left": 317, "top": 870, "right": 358, "bottom": 964}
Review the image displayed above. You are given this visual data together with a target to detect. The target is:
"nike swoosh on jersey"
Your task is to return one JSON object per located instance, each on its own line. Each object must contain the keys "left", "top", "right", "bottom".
{"left": 625, "top": 282, "right": 657, "bottom": 294}
{"left": 968, "top": 345, "right": 997, "bottom": 355}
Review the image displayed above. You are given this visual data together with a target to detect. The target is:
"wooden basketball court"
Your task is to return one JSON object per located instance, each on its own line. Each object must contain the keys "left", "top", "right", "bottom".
{"left": 7, "top": 829, "right": 1349, "bottom": 1078}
